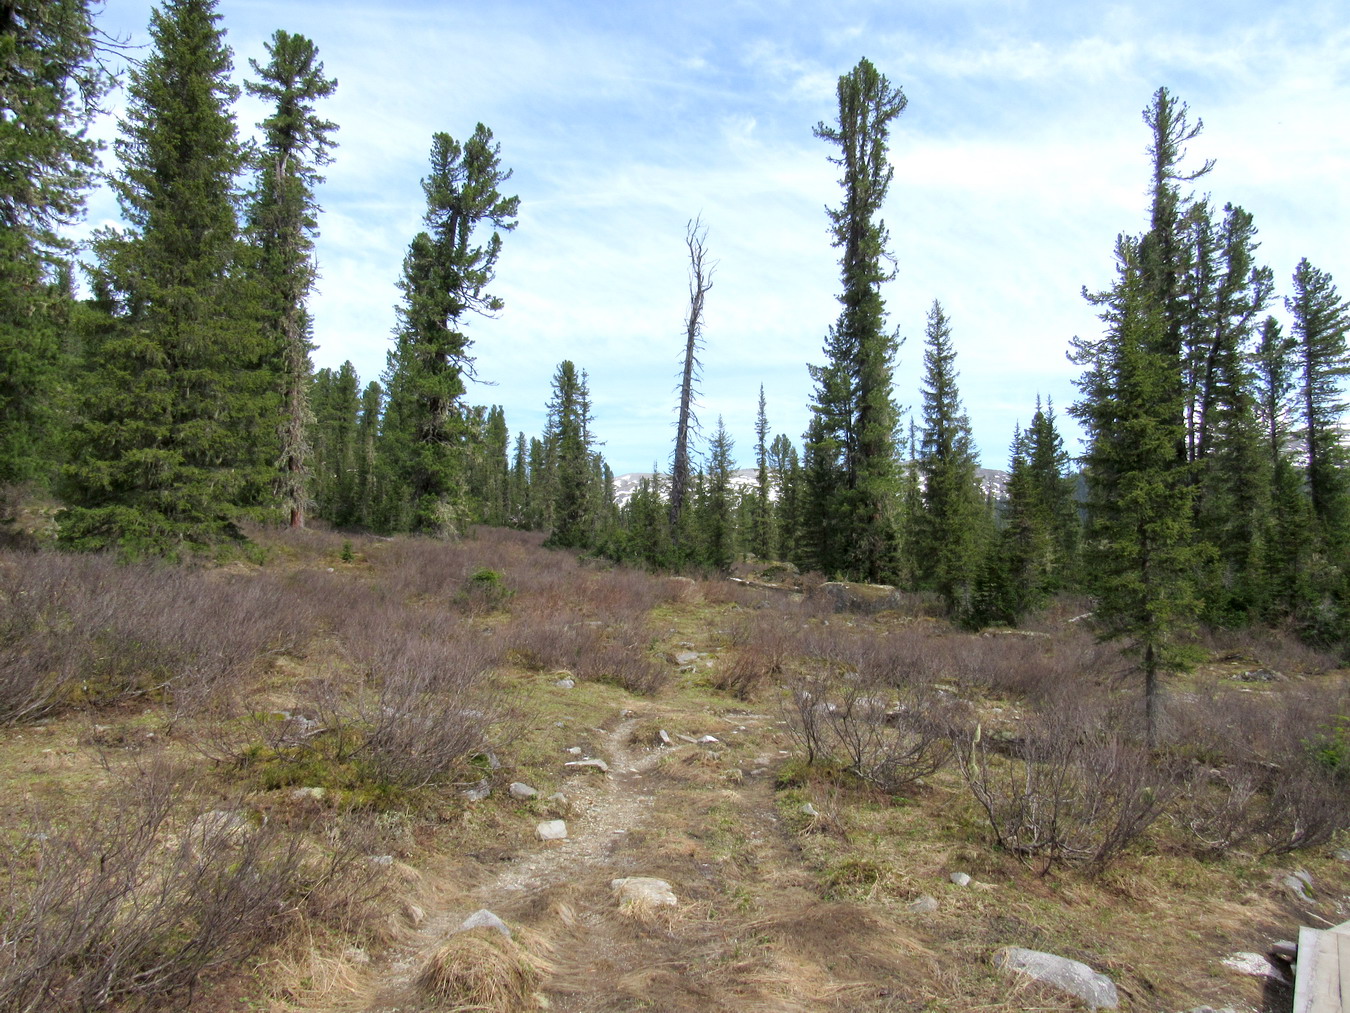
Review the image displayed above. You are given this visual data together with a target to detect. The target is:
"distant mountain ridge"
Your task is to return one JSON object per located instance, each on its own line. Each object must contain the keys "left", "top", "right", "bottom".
{"left": 611, "top": 468, "right": 1009, "bottom": 509}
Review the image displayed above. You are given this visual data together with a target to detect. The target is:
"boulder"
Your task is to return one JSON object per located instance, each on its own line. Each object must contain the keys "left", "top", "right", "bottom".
{"left": 993, "top": 947, "right": 1119, "bottom": 1010}
{"left": 509, "top": 782, "right": 538, "bottom": 800}
{"left": 461, "top": 779, "right": 490, "bottom": 802}
{"left": 456, "top": 908, "right": 512, "bottom": 938}
{"left": 673, "top": 651, "right": 699, "bottom": 666}
{"left": 1220, "top": 952, "right": 1288, "bottom": 983}
{"left": 612, "top": 877, "right": 677, "bottom": 909}
{"left": 554, "top": 678, "right": 575, "bottom": 689}
{"left": 908, "top": 895, "right": 939, "bottom": 913}
{"left": 565, "top": 758, "right": 609, "bottom": 774}
{"left": 950, "top": 872, "right": 971, "bottom": 887}
{"left": 535, "top": 820, "right": 568, "bottom": 842}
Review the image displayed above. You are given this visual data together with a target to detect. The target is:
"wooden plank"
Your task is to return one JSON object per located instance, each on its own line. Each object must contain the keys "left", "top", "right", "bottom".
{"left": 1293, "top": 925, "right": 1322, "bottom": 1013}
{"left": 1306, "top": 926, "right": 1344, "bottom": 1013}
{"left": 1337, "top": 932, "right": 1349, "bottom": 1009}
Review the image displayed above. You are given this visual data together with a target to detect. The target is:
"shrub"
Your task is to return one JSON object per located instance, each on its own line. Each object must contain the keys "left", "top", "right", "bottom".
{"left": 955, "top": 700, "right": 1180, "bottom": 873}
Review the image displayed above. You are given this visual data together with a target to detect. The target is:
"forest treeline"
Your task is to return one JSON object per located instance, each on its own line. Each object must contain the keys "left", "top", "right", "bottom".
{"left": 4, "top": 1, "right": 1349, "bottom": 674}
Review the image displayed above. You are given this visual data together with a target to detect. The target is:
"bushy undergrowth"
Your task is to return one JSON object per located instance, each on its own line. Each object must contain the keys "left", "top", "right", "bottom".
{"left": 770, "top": 596, "right": 1350, "bottom": 871}
{"left": 0, "top": 761, "right": 387, "bottom": 1012}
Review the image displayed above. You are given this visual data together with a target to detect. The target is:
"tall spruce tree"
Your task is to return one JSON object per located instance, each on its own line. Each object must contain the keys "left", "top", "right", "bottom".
{"left": 916, "top": 301, "right": 984, "bottom": 618}
{"left": 805, "top": 57, "right": 906, "bottom": 583}
{"left": 61, "top": 0, "right": 260, "bottom": 557}
{"left": 1072, "top": 236, "right": 1202, "bottom": 746}
{"left": 0, "top": 0, "right": 112, "bottom": 490}
{"left": 245, "top": 30, "right": 337, "bottom": 529}
{"left": 1287, "top": 258, "right": 1350, "bottom": 549}
{"left": 750, "top": 385, "right": 773, "bottom": 559}
{"left": 381, "top": 126, "right": 518, "bottom": 536}
{"left": 544, "top": 360, "right": 596, "bottom": 549}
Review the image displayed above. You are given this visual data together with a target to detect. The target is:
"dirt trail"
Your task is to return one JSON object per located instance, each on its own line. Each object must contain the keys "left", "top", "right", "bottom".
{"left": 357, "top": 713, "right": 663, "bottom": 1013}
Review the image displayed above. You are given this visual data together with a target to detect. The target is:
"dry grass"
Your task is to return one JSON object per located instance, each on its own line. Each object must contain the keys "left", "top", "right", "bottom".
{"left": 415, "top": 928, "right": 539, "bottom": 1011}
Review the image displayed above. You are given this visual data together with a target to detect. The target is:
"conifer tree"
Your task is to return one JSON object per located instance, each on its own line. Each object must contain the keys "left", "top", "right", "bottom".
{"left": 353, "top": 379, "right": 382, "bottom": 527}
{"left": 700, "top": 416, "right": 737, "bottom": 571}
{"left": 917, "top": 301, "right": 984, "bottom": 617}
{"left": 61, "top": 0, "right": 259, "bottom": 557}
{"left": 381, "top": 126, "right": 518, "bottom": 536}
{"left": 1287, "top": 258, "right": 1350, "bottom": 548}
{"left": 245, "top": 29, "right": 337, "bottom": 529}
{"left": 751, "top": 385, "right": 773, "bottom": 559}
{"left": 544, "top": 361, "right": 596, "bottom": 549}
{"left": 805, "top": 57, "right": 906, "bottom": 583}
{"left": 0, "top": 0, "right": 111, "bottom": 490}
{"left": 1072, "top": 236, "right": 1202, "bottom": 745}
{"left": 767, "top": 433, "right": 800, "bottom": 564}
{"left": 310, "top": 361, "right": 360, "bottom": 523}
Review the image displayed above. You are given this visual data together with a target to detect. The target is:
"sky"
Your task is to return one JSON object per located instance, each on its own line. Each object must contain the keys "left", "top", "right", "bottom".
{"left": 84, "top": 0, "right": 1350, "bottom": 476}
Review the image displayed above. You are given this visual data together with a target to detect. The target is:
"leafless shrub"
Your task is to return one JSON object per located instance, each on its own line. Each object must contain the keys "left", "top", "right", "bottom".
{"left": 782, "top": 665, "right": 963, "bottom": 792}
{"left": 955, "top": 700, "right": 1180, "bottom": 872}
{"left": 1165, "top": 684, "right": 1350, "bottom": 854}
{"left": 0, "top": 764, "right": 313, "bottom": 1012}
{"left": 0, "top": 551, "right": 311, "bottom": 726}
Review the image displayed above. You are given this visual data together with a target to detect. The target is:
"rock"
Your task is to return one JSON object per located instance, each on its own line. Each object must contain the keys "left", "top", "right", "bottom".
{"left": 536, "top": 820, "right": 568, "bottom": 841}
{"left": 462, "top": 779, "right": 491, "bottom": 802}
{"left": 566, "top": 746, "right": 583, "bottom": 755}
{"left": 189, "top": 809, "right": 252, "bottom": 848}
{"left": 403, "top": 903, "right": 426, "bottom": 926}
{"left": 291, "top": 786, "right": 326, "bottom": 800}
{"left": 546, "top": 792, "right": 568, "bottom": 806}
{"left": 1269, "top": 940, "right": 1298, "bottom": 963}
{"left": 367, "top": 854, "right": 394, "bottom": 866}
{"left": 658, "top": 729, "right": 673, "bottom": 746}
{"left": 565, "top": 758, "right": 609, "bottom": 773}
{"left": 993, "top": 947, "right": 1119, "bottom": 1010}
{"left": 1292, "top": 868, "right": 1312, "bottom": 887}
{"left": 1334, "top": 848, "right": 1350, "bottom": 862}
{"left": 676, "top": 733, "right": 700, "bottom": 744}
{"left": 509, "top": 782, "right": 538, "bottom": 800}
{"left": 673, "top": 651, "right": 699, "bottom": 665}
{"left": 1221, "top": 952, "right": 1289, "bottom": 983}
{"left": 908, "top": 895, "right": 939, "bottom": 913}
{"left": 800, "top": 803, "right": 819, "bottom": 817}
{"left": 950, "top": 872, "right": 972, "bottom": 887}
{"left": 456, "top": 908, "right": 512, "bottom": 938}
{"left": 1281, "top": 874, "right": 1312, "bottom": 899}
{"left": 612, "top": 877, "right": 677, "bottom": 908}
{"left": 554, "top": 678, "right": 575, "bottom": 689}
{"left": 699, "top": 735, "right": 720, "bottom": 744}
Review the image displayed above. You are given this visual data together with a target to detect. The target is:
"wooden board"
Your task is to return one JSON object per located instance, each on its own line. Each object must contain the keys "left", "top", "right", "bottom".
{"left": 1292, "top": 924, "right": 1348, "bottom": 1013}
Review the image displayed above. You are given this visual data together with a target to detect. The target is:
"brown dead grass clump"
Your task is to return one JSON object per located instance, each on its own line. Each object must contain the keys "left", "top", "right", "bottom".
{"left": 415, "top": 928, "right": 539, "bottom": 1012}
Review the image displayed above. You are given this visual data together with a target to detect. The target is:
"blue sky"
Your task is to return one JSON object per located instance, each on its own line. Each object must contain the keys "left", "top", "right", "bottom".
{"left": 86, "top": 0, "right": 1350, "bottom": 475}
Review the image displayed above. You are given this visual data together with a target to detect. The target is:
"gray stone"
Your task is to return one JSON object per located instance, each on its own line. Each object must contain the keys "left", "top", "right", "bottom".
{"left": 566, "top": 746, "right": 583, "bottom": 755}
{"left": 800, "top": 803, "right": 819, "bottom": 817}
{"left": 699, "top": 735, "right": 720, "bottom": 744}
{"left": 367, "top": 854, "right": 394, "bottom": 866}
{"left": 908, "top": 894, "right": 939, "bottom": 913}
{"left": 1281, "top": 874, "right": 1312, "bottom": 899}
{"left": 509, "top": 782, "right": 538, "bottom": 800}
{"left": 554, "top": 678, "right": 575, "bottom": 689}
{"left": 1220, "top": 952, "right": 1289, "bottom": 983}
{"left": 993, "top": 947, "right": 1119, "bottom": 1010}
{"left": 950, "top": 872, "right": 972, "bottom": 887}
{"left": 291, "top": 786, "right": 326, "bottom": 800}
{"left": 673, "top": 651, "right": 699, "bottom": 665}
{"left": 1334, "top": 848, "right": 1350, "bottom": 862}
{"left": 658, "top": 729, "right": 673, "bottom": 746}
{"left": 677, "top": 733, "right": 700, "bottom": 744}
{"left": 456, "top": 908, "right": 512, "bottom": 938}
{"left": 462, "top": 779, "right": 490, "bottom": 802}
{"left": 547, "top": 792, "right": 568, "bottom": 806}
{"left": 1269, "top": 939, "right": 1297, "bottom": 963}
{"left": 612, "top": 877, "right": 677, "bottom": 908}
{"left": 565, "top": 758, "right": 609, "bottom": 773}
{"left": 536, "top": 819, "right": 568, "bottom": 841}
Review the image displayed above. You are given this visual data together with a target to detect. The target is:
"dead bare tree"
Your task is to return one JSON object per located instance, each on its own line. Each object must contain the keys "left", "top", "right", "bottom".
{"left": 669, "top": 216, "right": 715, "bottom": 535}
